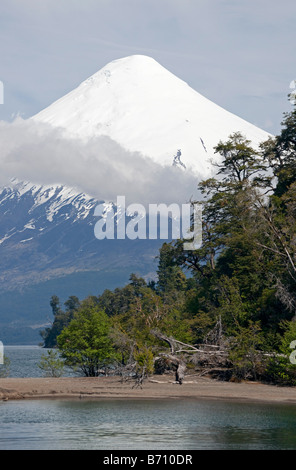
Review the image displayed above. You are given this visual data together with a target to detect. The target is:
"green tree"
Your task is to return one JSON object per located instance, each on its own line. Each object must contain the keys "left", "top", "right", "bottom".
{"left": 57, "top": 298, "right": 117, "bottom": 376}
{"left": 257, "top": 107, "right": 296, "bottom": 320}
{"left": 64, "top": 295, "right": 81, "bottom": 318}
{"left": 264, "top": 320, "right": 296, "bottom": 385}
{"left": 37, "top": 349, "right": 65, "bottom": 377}
{"left": 40, "top": 295, "right": 81, "bottom": 348}
{"left": 165, "top": 130, "right": 294, "bottom": 347}
{"left": 156, "top": 242, "right": 187, "bottom": 294}
{"left": 228, "top": 321, "right": 265, "bottom": 381}
{"left": 214, "top": 131, "right": 268, "bottom": 186}
{"left": 261, "top": 106, "right": 296, "bottom": 197}
{"left": 133, "top": 345, "right": 155, "bottom": 386}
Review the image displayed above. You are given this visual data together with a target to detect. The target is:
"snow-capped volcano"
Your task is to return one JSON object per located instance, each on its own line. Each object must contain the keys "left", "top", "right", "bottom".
{"left": 0, "top": 55, "right": 273, "bottom": 339}
{"left": 33, "top": 55, "right": 271, "bottom": 176}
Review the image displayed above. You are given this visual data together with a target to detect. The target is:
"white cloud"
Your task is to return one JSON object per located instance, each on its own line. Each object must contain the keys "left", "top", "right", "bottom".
{"left": 0, "top": 118, "right": 200, "bottom": 207}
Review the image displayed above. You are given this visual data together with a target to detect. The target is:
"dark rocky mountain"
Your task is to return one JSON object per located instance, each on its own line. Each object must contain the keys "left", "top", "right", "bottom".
{"left": 0, "top": 180, "right": 161, "bottom": 342}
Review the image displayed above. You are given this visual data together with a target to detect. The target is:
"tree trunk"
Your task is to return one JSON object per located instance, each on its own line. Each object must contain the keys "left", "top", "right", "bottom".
{"left": 175, "top": 360, "right": 186, "bottom": 384}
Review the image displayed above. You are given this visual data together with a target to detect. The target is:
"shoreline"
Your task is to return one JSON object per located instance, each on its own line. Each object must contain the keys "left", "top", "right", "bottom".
{"left": 1, "top": 375, "right": 296, "bottom": 404}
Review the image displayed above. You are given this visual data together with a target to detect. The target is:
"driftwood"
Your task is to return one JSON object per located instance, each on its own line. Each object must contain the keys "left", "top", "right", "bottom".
{"left": 151, "top": 330, "right": 196, "bottom": 384}
{"left": 151, "top": 320, "right": 288, "bottom": 384}
{"left": 151, "top": 327, "right": 232, "bottom": 384}
{"left": 165, "top": 354, "right": 186, "bottom": 384}
{"left": 151, "top": 330, "right": 198, "bottom": 355}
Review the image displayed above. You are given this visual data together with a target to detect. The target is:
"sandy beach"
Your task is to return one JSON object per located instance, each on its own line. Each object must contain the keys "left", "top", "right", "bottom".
{"left": 1, "top": 375, "right": 296, "bottom": 404}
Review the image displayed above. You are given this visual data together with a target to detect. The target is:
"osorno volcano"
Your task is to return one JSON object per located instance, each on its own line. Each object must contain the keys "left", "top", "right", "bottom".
{"left": 32, "top": 54, "right": 270, "bottom": 176}
{"left": 0, "top": 55, "right": 271, "bottom": 341}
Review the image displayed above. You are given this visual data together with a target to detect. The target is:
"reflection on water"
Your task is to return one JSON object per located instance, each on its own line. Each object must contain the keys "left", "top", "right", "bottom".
{"left": 1, "top": 398, "right": 296, "bottom": 450}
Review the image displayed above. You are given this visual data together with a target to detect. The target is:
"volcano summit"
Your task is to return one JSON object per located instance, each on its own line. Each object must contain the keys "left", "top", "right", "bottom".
{"left": 33, "top": 54, "right": 271, "bottom": 177}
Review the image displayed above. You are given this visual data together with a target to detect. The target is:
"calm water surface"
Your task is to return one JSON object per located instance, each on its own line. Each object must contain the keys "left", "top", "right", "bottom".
{"left": 1, "top": 346, "right": 296, "bottom": 450}
{"left": 1, "top": 398, "right": 296, "bottom": 450}
{"left": 3, "top": 345, "right": 74, "bottom": 377}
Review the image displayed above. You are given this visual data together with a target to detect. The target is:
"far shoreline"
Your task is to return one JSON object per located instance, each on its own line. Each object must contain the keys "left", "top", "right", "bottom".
{"left": 1, "top": 375, "right": 296, "bottom": 405}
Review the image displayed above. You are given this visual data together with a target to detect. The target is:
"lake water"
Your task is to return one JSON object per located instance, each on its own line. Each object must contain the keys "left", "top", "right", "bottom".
{"left": 2, "top": 345, "right": 74, "bottom": 377}
{"left": 1, "top": 346, "right": 296, "bottom": 450}
{"left": 1, "top": 398, "right": 296, "bottom": 450}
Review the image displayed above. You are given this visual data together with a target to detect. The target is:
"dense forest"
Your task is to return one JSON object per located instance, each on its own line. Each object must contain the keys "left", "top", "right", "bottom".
{"left": 40, "top": 103, "right": 296, "bottom": 386}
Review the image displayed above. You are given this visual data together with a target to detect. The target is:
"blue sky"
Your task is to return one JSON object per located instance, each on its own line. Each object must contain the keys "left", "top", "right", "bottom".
{"left": 0, "top": 0, "right": 295, "bottom": 135}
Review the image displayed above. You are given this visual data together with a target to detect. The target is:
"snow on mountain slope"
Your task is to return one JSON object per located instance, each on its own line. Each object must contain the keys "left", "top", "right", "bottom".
{"left": 0, "top": 180, "right": 97, "bottom": 252}
{"left": 32, "top": 55, "right": 271, "bottom": 177}
{"left": 0, "top": 179, "right": 97, "bottom": 232}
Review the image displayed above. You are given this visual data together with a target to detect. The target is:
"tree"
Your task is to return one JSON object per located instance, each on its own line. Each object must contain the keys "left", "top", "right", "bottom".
{"left": 40, "top": 295, "right": 64, "bottom": 348}
{"left": 40, "top": 295, "right": 81, "bottom": 348}
{"left": 214, "top": 131, "right": 268, "bottom": 186}
{"left": 261, "top": 106, "right": 296, "bottom": 197}
{"left": 228, "top": 321, "right": 264, "bottom": 381}
{"left": 37, "top": 349, "right": 65, "bottom": 377}
{"left": 156, "top": 242, "right": 187, "bottom": 294}
{"left": 128, "top": 273, "right": 147, "bottom": 293}
{"left": 50, "top": 295, "right": 62, "bottom": 317}
{"left": 64, "top": 295, "right": 81, "bottom": 318}
{"left": 264, "top": 319, "right": 296, "bottom": 385}
{"left": 57, "top": 298, "right": 117, "bottom": 377}
{"left": 257, "top": 107, "right": 296, "bottom": 319}
{"left": 132, "top": 345, "right": 154, "bottom": 388}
